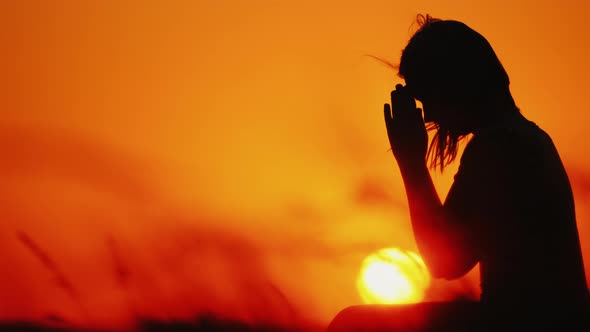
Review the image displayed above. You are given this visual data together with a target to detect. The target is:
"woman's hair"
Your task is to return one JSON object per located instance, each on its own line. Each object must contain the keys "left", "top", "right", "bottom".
{"left": 398, "top": 14, "right": 514, "bottom": 171}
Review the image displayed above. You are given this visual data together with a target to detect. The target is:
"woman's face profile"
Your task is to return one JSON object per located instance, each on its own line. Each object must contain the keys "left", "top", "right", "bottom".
{"left": 417, "top": 92, "right": 472, "bottom": 135}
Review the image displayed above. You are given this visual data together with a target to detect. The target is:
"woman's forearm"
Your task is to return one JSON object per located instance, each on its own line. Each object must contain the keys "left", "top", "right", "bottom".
{"left": 399, "top": 162, "right": 443, "bottom": 250}
{"left": 398, "top": 162, "right": 468, "bottom": 278}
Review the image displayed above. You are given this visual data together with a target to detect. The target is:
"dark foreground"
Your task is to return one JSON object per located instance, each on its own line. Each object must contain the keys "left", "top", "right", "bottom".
{"left": 0, "top": 317, "right": 324, "bottom": 332}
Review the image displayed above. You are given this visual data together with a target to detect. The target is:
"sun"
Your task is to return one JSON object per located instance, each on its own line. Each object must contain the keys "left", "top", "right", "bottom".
{"left": 357, "top": 247, "right": 430, "bottom": 304}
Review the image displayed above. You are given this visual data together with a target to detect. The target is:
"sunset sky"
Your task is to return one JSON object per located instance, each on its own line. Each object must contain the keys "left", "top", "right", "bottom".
{"left": 2, "top": 0, "right": 590, "bottom": 330}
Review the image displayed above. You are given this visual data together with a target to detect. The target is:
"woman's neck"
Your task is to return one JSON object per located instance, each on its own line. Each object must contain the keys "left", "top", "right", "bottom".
{"left": 471, "top": 92, "right": 522, "bottom": 135}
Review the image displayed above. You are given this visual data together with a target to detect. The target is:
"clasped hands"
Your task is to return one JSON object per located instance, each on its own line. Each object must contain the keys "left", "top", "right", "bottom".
{"left": 384, "top": 84, "right": 429, "bottom": 170}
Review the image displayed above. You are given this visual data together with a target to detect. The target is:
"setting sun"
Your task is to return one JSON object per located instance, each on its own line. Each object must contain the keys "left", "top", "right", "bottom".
{"left": 357, "top": 248, "right": 430, "bottom": 304}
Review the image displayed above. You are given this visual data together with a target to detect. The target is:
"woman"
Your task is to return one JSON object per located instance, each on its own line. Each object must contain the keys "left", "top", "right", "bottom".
{"left": 328, "top": 14, "right": 589, "bottom": 332}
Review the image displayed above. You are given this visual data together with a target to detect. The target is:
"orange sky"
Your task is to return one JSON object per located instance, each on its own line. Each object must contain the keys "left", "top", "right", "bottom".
{"left": 2, "top": 0, "right": 590, "bottom": 330}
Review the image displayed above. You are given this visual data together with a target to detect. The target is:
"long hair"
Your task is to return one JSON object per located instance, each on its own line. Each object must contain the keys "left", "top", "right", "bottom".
{"left": 398, "top": 14, "right": 513, "bottom": 171}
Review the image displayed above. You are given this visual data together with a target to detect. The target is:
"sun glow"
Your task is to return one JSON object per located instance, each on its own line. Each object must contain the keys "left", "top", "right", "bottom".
{"left": 357, "top": 248, "right": 430, "bottom": 304}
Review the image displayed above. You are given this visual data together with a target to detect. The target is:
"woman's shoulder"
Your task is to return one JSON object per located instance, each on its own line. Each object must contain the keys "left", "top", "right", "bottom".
{"left": 462, "top": 113, "right": 554, "bottom": 165}
{"left": 471, "top": 113, "right": 551, "bottom": 148}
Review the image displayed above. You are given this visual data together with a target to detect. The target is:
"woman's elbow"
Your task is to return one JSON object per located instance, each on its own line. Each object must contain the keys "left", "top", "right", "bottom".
{"left": 426, "top": 256, "right": 477, "bottom": 280}
{"left": 430, "top": 266, "right": 470, "bottom": 280}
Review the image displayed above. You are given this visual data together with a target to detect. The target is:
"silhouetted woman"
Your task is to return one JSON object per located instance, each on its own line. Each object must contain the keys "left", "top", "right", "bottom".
{"left": 328, "top": 14, "right": 589, "bottom": 332}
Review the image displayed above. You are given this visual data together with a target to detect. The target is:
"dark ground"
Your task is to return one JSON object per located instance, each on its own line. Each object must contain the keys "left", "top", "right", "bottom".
{"left": 0, "top": 316, "right": 324, "bottom": 332}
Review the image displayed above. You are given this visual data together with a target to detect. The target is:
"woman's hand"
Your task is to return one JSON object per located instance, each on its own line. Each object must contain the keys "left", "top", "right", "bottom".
{"left": 384, "top": 84, "right": 428, "bottom": 169}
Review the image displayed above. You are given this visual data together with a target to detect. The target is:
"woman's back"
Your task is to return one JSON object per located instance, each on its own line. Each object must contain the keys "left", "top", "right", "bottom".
{"left": 449, "top": 111, "right": 589, "bottom": 319}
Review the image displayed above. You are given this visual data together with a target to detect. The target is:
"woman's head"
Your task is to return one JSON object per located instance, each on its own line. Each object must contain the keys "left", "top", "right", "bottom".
{"left": 398, "top": 14, "right": 516, "bottom": 170}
